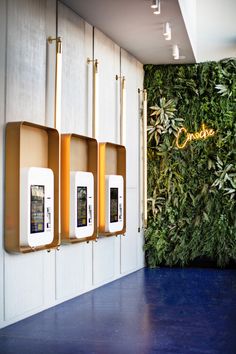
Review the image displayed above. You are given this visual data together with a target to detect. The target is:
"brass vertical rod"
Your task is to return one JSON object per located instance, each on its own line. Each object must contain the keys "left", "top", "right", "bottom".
{"left": 88, "top": 59, "right": 99, "bottom": 139}
{"left": 121, "top": 76, "right": 126, "bottom": 146}
{"left": 116, "top": 75, "right": 126, "bottom": 146}
{"left": 138, "top": 88, "right": 142, "bottom": 231}
{"left": 48, "top": 36, "right": 62, "bottom": 239}
{"left": 93, "top": 60, "right": 99, "bottom": 139}
{"left": 55, "top": 37, "right": 62, "bottom": 131}
{"left": 143, "top": 89, "right": 148, "bottom": 228}
{"left": 48, "top": 36, "right": 62, "bottom": 131}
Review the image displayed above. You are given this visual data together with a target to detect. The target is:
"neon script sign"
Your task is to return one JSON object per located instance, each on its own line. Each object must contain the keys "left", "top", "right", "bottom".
{"left": 176, "top": 124, "right": 215, "bottom": 149}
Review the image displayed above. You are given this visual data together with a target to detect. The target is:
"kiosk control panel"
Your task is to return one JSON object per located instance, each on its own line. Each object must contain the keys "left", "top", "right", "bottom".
{"left": 105, "top": 175, "right": 124, "bottom": 233}
{"left": 70, "top": 171, "right": 94, "bottom": 238}
{"left": 20, "top": 167, "right": 54, "bottom": 247}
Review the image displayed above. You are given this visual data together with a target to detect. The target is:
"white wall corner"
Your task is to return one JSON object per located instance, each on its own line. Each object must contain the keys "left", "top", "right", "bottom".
{"left": 178, "top": 0, "right": 197, "bottom": 61}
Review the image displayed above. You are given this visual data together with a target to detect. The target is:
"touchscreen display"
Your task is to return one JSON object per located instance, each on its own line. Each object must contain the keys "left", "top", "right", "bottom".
{"left": 30, "top": 185, "right": 45, "bottom": 234}
{"left": 110, "top": 188, "right": 118, "bottom": 223}
{"left": 77, "top": 186, "right": 87, "bottom": 227}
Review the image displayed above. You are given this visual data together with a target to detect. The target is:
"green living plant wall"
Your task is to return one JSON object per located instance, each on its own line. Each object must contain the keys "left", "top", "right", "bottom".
{"left": 144, "top": 58, "right": 236, "bottom": 267}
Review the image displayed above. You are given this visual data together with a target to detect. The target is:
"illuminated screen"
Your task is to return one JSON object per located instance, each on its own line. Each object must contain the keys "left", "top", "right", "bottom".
{"left": 110, "top": 188, "right": 118, "bottom": 223}
{"left": 77, "top": 186, "right": 87, "bottom": 227}
{"left": 30, "top": 185, "right": 45, "bottom": 234}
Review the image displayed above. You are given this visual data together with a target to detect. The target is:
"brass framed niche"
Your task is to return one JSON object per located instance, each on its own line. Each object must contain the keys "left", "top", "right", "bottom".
{"left": 5, "top": 121, "right": 60, "bottom": 253}
{"left": 61, "top": 134, "right": 98, "bottom": 243}
{"left": 99, "top": 142, "right": 126, "bottom": 237}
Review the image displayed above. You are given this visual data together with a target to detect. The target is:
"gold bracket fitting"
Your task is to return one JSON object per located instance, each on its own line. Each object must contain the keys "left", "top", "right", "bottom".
{"left": 87, "top": 58, "right": 99, "bottom": 73}
{"left": 116, "top": 75, "right": 126, "bottom": 90}
{"left": 115, "top": 75, "right": 125, "bottom": 80}
{"left": 138, "top": 88, "right": 147, "bottom": 100}
{"left": 48, "top": 36, "right": 62, "bottom": 54}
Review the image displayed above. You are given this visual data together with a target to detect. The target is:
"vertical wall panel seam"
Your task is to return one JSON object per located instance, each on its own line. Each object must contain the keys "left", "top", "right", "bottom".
{"left": 91, "top": 25, "right": 95, "bottom": 286}
{"left": 119, "top": 47, "right": 122, "bottom": 275}
{"left": 44, "top": 3, "right": 47, "bottom": 126}
{"left": 55, "top": 0, "right": 59, "bottom": 301}
{"left": 137, "top": 68, "right": 141, "bottom": 233}
{"left": 3, "top": 0, "right": 8, "bottom": 322}
{"left": 56, "top": 0, "right": 58, "bottom": 37}
{"left": 137, "top": 63, "right": 140, "bottom": 268}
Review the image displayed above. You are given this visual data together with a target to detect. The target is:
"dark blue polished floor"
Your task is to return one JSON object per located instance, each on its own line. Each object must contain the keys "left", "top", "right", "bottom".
{"left": 0, "top": 268, "right": 236, "bottom": 354}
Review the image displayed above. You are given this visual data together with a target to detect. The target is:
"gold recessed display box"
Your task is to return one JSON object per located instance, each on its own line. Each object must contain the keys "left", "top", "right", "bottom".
{"left": 61, "top": 134, "right": 98, "bottom": 243}
{"left": 99, "top": 142, "right": 126, "bottom": 236}
{"left": 5, "top": 121, "right": 60, "bottom": 253}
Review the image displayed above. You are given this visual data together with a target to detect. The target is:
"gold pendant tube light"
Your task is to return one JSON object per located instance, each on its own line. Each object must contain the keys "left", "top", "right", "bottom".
{"left": 48, "top": 36, "right": 62, "bottom": 240}
{"left": 121, "top": 76, "right": 126, "bottom": 146}
{"left": 143, "top": 89, "right": 147, "bottom": 228}
{"left": 48, "top": 37, "right": 62, "bottom": 131}
{"left": 87, "top": 58, "right": 99, "bottom": 139}
{"left": 116, "top": 75, "right": 126, "bottom": 146}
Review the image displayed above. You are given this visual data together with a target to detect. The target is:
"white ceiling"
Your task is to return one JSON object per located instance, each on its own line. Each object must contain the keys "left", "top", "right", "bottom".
{"left": 196, "top": 0, "right": 236, "bottom": 62}
{"left": 62, "top": 0, "right": 236, "bottom": 65}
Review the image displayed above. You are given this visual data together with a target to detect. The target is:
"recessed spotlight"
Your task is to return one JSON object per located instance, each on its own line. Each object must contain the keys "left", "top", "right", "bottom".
{"left": 150, "top": 0, "right": 158, "bottom": 8}
{"left": 172, "top": 45, "right": 179, "bottom": 60}
{"left": 163, "top": 22, "right": 171, "bottom": 40}
{"left": 153, "top": 0, "right": 160, "bottom": 14}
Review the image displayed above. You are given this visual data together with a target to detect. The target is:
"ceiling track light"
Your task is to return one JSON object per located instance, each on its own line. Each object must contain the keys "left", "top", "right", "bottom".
{"left": 163, "top": 22, "right": 171, "bottom": 41}
{"left": 172, "top": 45, "right": 179, "bottom": 60}
{"left": 152, "top": 0, "right": 160, "bottom": 14}
{"left": 151, "top": 0, "right": 158, "bottom": 8}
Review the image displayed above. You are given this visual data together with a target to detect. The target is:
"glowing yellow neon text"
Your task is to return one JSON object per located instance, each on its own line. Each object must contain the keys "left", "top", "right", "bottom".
{"left": 176, "top": 124, "right": 215, "bottom": 149}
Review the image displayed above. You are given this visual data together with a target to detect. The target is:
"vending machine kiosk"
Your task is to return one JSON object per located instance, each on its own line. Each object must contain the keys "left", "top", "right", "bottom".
{"left": 60, "top": 133, "right": 98, "bottom": 243}
{"left": 70, "top": 171, "right": 94, "bottom": 238}
{"left": 5, "top": 121, "right": 60, "bottom": 253}
{"left": 99, "top": 142, "right": 126, "bottom": 236}
{"left": 20, "top": 167, "right": 54, "bottom": 248}
{"left": 105, "top": 175, "right": 124, "bottom": 233}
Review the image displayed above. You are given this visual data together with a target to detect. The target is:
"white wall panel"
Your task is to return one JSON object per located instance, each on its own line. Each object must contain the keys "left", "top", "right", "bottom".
{"left": 93, "top": 238, "right": 115, "bottom": 285}
{"left": 0, "top": 0, "right": 144, "bottom": 329}
{"left": 44, "top": 0, "right": 57, "bottom": 308}
{"left": 45, "top": 0, "right": 57, "bottom": 128}
{"left": 121, "top": 49, "right": 140, "bottom": 189}
{"left": 56, "top": 244, "right": 85, "bottom": 300}
{"left": 93, "top": 29, "right": 121, "bottom": 285}
{"left": 43, "top": 250, "right": 56, "bottom": 306}
{"left": 0, "top": 0, "right": 7, "bottom": 324}
{"left": 1, "top": 0, "right": 56, "bottom": 327}
{"left": 58, "top": 2, "right": 93, "bottom": 135}
{"left": 94, "top": 29, "right": 120, "bottom": 143}
{"left": 56, "top": 2, "right": 94, "bottom": 301}
{"left": 120, "top": 49, "right": 145, "bottom": 273}
{"left": 121, "top": 189, "right": 138, "bottom": 273}
{"left": 6, "top": 0, "right": 47, "bottom": 124}
{"left": 4, "top": 252, "right": 44, "bottom": 321}
{"left": 136, "top": 61, "right": 145, "bottom": 269}
{"left": 83, "top": 242, "right": 93, "bottom": 289}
